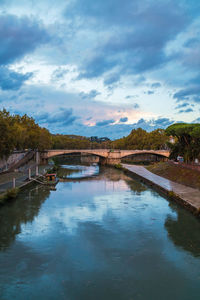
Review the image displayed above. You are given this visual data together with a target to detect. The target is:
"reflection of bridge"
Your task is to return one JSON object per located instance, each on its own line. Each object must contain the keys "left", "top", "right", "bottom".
{"left": 41, "top": 149, "right": 170, "bottom": 165}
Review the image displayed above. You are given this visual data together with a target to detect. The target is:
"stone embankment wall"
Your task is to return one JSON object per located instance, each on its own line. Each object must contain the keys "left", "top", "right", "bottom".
{"left": 122, "top": 164, "right": 200, "bottom": 216}
{"left": 0, "top": 151, "right": 27, "bottom": 172}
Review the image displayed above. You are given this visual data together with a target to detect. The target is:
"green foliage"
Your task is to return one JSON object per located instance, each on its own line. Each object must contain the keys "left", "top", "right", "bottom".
{"left": 166, "top": 123, "right": 200, "bottom": 162}
{"left": 0, "top": 193, "right": 6, "bottom": 204}
{"left": 0, "top": 109, "right": 52, "bottom": 158}
{"left": 114, "top": 163, "right": 123, "bottom": 169}
{"left": 0, "top": 188, "right": 19, "bottom": 204}
{"left": 51, "top": 134, "right": 111, "bottom": 150}
{"left": 111, "top": 128, "right": 169, "bottom": 150}
{"left": 52, "top": 134, "right": 90, "bottom": 149}
{"left": 0, "top": 109, "right": 16, "bottom": 158}
{"left": 6, "top": 188, "right": 19, "bottom": 199}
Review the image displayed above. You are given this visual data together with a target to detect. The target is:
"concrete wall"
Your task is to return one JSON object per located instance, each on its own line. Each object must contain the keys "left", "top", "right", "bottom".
{"left": 0, "top": 151, "right": 27, "bottom": 172}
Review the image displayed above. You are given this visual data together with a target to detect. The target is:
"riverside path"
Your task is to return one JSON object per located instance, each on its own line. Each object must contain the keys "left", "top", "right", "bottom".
{"left": 122, "top": 164, "right": 200, "bottom": 214}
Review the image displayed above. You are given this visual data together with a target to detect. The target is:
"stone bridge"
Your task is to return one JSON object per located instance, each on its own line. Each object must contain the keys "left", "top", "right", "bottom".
{"left": 40, "top": 149, "right": 170, "bottom": 165}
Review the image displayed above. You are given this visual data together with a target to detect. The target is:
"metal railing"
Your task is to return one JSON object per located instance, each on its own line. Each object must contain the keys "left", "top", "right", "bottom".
{"left": 0, "top": 164, "right": 47, "bottom": 194}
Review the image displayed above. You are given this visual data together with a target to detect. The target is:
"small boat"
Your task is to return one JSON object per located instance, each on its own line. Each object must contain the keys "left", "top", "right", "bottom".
{"left": 46, "top": 173, "right": 56, "bottom": 181}
{"left": 45, "top": 173, "right": 59, "bottom": 185}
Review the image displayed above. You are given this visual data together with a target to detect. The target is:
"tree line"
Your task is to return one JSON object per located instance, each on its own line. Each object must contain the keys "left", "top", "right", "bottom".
{"left": 51, "top": 134, "right": 111, "bottom": 150}
{"left": 1, "top": 109, "right": 200, "bottom": 162}
{"left": 166, "top": 123, "right": 200, "bottom": 162}
{"left": 112, "top": 128, "right": 168, "bottom": 150}
{"left": 0, "top": 109, "right": 51, "bottom": 158}
{"left": 50, "top": 124, "right": 200, "bottom": 162}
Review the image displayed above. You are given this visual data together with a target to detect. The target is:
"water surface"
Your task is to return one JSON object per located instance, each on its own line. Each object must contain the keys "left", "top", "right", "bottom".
{"left": 61, "top": 164, "right": 99, "bottom": 178}
{"left": 0, "top": 167, "right": 200, "bottom": 300}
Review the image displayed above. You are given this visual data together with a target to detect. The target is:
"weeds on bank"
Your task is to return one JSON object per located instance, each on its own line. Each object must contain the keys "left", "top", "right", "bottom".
{"left": 114, "top": 163, "right": 123, "bottom": 169}
{"left": 168, "top": 191, "right": 178, "bottom": 198}
{"left": 0, "top": 188, "right": 19, "bottom": 205}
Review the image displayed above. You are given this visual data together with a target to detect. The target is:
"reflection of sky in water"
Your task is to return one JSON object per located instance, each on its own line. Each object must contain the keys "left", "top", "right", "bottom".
{"left": 61, "top": 164, "right": 99, "bottom": 178}
{"left": 18, "top": 184, "right": 173, "bottom": 238}
{"left": 1, "top": 169, "right": 200, "bottom": 300}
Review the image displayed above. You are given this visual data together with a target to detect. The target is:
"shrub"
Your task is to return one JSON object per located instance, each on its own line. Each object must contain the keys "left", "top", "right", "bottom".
{"left": 114, "top": 163, "right": 123, "bottom": 169}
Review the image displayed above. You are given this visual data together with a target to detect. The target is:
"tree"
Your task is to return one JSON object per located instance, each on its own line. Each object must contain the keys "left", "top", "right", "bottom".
{"left": 112, "top": 128, "right": 169, "bottom": 150}
{"left": 0, "top": 109, "right": 16, "bottom": 158}
{"left": 0, "top": 109, "right": 52, "bottom": 158}
{"left": 166, "top": 123, "right": 200, "bottom": 162}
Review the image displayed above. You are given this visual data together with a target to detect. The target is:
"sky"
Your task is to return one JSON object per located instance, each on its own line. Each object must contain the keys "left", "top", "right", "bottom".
{"left": 0, "top": 0, "right": 200, "bottom": 139}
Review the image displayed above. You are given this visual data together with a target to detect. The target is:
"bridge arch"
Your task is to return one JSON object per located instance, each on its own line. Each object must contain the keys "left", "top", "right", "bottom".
{"left": 120, "top": 152, "right": 169, "bottom": 164}
{"left": 120, "top": 150, "right": 170, "bottom": 159}
{"left": 41, "top": 149, "right": 108, "bottom": 159}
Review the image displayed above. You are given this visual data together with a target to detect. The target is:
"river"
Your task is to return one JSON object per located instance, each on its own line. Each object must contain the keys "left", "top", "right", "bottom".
{"left": 0, "top": 165, "right": 200, "bottom": 300}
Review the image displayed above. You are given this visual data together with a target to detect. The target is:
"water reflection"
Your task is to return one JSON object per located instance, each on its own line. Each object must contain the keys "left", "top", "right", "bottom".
{"left": 62, "top": 164, "right": 99, "bottom": 179}
{"left": 0, "top": 167, "right": 200, "bottom": 300}
{"left": 0, "top": 185, "right": 50, "bottom": 251}
{"left": 165, "top": 203, "right": 200, "bottom": 257}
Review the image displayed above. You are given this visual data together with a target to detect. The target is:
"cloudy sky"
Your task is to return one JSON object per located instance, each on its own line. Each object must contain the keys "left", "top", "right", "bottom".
{"left": 0, "top": 0, "right": 200, "bottom": 139}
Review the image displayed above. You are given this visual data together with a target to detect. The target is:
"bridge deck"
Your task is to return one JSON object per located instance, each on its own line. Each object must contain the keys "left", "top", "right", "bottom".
{"left": 42, "top": 149, "right": 170, "bottom": 159}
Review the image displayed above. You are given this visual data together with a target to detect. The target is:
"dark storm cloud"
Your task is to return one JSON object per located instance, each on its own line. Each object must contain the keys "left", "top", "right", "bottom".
{"left": 0, "top": 0, "right": 199, "bottom": 139}
{"left": 0, "top": 14, "right": 49, "bottom": 65}
{"left": 79, "top": 89, "right": 101, "bottom": 100}
{"left": 193, "top": 117, "right": 200, "bottom": 123}
{"left": 125, "top": 95, "right": 138, "bottom": 100}
{"left": 173, "top": 70, "right": 200, "bottom": 104}
{"left": 104, "top": 73, "right": 121, "bottom": 86}
{"left": 67, "top": 0, "right": 190, "bottom": 79}
{"left": 65, "top": 0, "right": 137, "bottom": 26}
{"left": 119, "top": 117, "right": 128, "bottom": 123}
{"left": 173, "top": 86, "right": 200, "bottom": 102}
{"left": 78, "top": 55, "right": 117, "bottom": 79}
{"left": 133, "top": 103, "right": 140, "bottom": 109}
{"left": 184, "top": 37, "right": 200, "bottom": 48}
{"left": 96, "top": 119, "right": 115, "bottom": 126}
{"left": 35, "top": 108, "right": 77, "bottom": 126}
{"left": 178, "top": 108, "right": 193, "bottom": 113}
{"left": 0, "top": 67, "right": 32, "bottom": 90}
{"left": 145, "top": 90, "right": 154, "bottom": 95}
{"left": 153, "top": 118, "right": 174, "bottom": 128}
{"left": 151, "top": 82, "right": 161, "bottom": 88}
{"left": 175, "top": 103, "right": 190, "bottom": 109}
{"left": 51, "top": 68, "right": 69, "bottom": 81}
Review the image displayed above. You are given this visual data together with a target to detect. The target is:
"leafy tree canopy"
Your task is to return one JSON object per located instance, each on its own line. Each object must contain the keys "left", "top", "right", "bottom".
{"left": 111, "top": 128, "right": 169, "bottom": 150}
{"left": 0, "top": 109, "right": 52, "bottom": 158}
{"left": 166, "top": 123, "right": 200, "bottom": 161}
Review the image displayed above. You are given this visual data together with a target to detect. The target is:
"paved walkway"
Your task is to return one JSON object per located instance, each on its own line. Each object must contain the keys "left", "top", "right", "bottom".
{"left": 0, "top": 165, "right": 48, "bottom": 194}
{"left": 122, "top": 164, "right": 200, "bottom": 211}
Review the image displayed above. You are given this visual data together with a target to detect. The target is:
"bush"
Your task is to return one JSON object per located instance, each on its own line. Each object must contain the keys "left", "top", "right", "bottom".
{"left": 5, "top": 188, "right": 19, "bottom": 199}
{"left": 0, "top": 188, "right": 19, "bottom": 205}
{"left": 114, "top": 163, "right": 123, "bottom": 169}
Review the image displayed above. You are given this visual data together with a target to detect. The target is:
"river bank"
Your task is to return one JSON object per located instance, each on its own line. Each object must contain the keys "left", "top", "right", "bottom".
{"left": 146, "top": 162, "right": 200, "bottom": 190}
{"left": 122, "top": 164, "right": 200, "bottom": 216}
{"left": 0, "top": 165, "right": 49, "bottom": 205}
{"left": 1, "top": 165, "right": 200, "bottom": 299}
